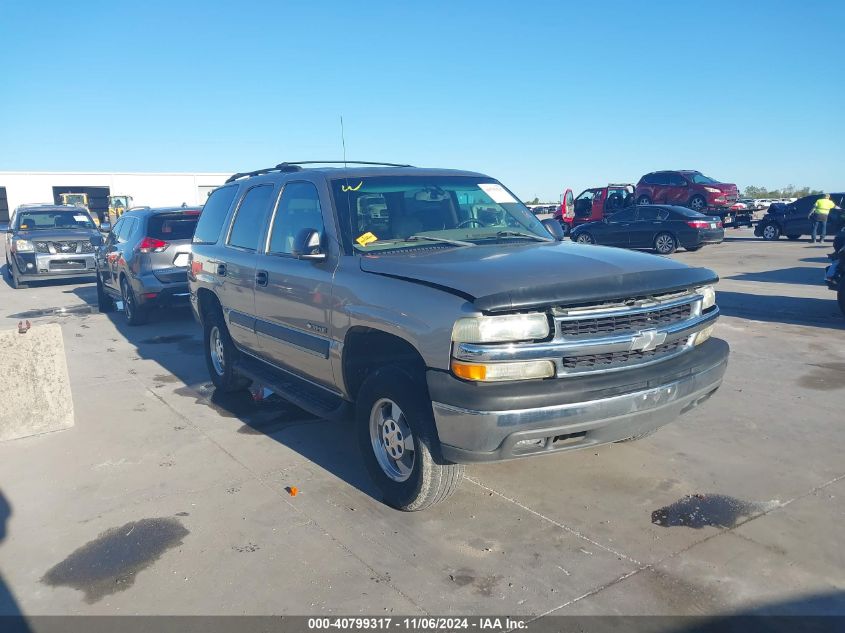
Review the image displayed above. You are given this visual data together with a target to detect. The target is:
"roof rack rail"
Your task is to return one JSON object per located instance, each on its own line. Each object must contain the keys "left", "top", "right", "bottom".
{"left": 225, "top": 161, "right": 412, "bottom": 184}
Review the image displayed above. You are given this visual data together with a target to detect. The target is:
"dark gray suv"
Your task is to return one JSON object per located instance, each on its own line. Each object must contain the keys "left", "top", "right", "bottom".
{"left": 96, "top": 207, "right": 201, "bottom": 324}
{"left": 4, "top": 204, "right": 102, "bottom": 289}
{"left": 189, "top": 162, "right": 728, "bottom": 511}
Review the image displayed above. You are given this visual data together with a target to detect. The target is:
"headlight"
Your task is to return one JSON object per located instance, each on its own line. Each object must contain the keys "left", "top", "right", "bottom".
{"left": 452, "top": 313, "right": 549, "bottom": 343}
{"left": 703, "top": 187, "right": 722, "bottom": 194}
{"left": 451, "top": 360, "right": 555, "bottom": 382}
{"left": 14, "top": 239, "right": 35, "bottom": 252}
{"left": 697, "top": 285, "right": 716, "bottom": 311}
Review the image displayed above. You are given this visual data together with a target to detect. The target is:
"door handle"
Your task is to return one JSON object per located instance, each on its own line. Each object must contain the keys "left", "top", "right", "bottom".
{"left": 255, "top": 270, "right": 269, "bottom": 286}
{"left": 216, "top": 263, "right": 227, "bottom": 276}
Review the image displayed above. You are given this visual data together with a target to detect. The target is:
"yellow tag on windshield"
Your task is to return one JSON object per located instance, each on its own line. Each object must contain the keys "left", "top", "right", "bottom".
{"left": 356, "top": 231, "right": 378, "bottom": 247}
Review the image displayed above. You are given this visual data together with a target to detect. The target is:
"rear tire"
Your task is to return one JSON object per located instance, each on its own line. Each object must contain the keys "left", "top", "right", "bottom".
{"left": 654, "top": 232, "right": 677, "bottom": 255}
{"left": 786, "top": 234, "right": 801, "bottom": 241}
{"left": 637, "top": 195, "right": 651, "bottom": 205}
{"left": 203, "top": 308, "right": 250, "bottom": 393}
{"left": 689, "top": 195, "right": 707, "bottom": 212}
{"left": 356, "top": 366, "right": 464, "bottom": 511}
{"left": 121, "top": 277, "right": 148, "bottom": 325}
{"left": 761, "top": 224, "right": 781, "bottom": 240}
{"left": 838, "top": 285, "right": 845, "bottom": 318}
{"left": 97, "top": 276, "right": 115, "bottom": 312}
{"left": 686, "top": 245, "right": 703, "bottom": 252}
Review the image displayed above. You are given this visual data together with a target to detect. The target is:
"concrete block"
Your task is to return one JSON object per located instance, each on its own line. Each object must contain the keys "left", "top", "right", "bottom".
{"left": 0, "top": 323, "right": 74, "bottom": 442}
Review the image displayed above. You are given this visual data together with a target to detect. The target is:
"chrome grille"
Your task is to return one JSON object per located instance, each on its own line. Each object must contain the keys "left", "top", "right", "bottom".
{"left": 561, "top": 338, "right": 688, "bottom": 372}
{"left": 558, "top": 303, "right": 692, "bottom": 338}
{"left": 452, "top": 289, "right": 716, "bottom": 378}
{"left": 34, "top": 240, "right": 94, "bottom": 254}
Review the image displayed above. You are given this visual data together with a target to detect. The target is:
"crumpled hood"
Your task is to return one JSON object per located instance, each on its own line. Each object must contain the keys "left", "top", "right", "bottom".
{"left": 359, "top": 242, "right": 718, "bottom": 312}
{"left": 14, "top": 228, "right": 101, "bottom": 243}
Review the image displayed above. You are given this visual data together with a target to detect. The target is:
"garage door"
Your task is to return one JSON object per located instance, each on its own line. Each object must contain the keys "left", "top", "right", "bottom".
{"left": 52, "top": 186, "right": 110, "bottom": 221}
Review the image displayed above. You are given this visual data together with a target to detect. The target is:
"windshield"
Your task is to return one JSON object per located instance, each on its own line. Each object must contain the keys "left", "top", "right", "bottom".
{"left": 691, "top": 173, "right": 718, "bottom": 184}
{"left": 15, "top": 210, "right": 95, "bottom": 230}
{"left": 331, "top": 176, "right": 550, "bottom": 253}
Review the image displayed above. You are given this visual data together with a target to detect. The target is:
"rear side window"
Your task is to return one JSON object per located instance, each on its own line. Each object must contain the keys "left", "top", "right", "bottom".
{"left": 267, "top": 182, "right": 325, "bottom": 255}
{"left": 116, "top": 217, "right": 136, "bottom": 243}
{"left": 148, "top": 213, "right": 200, "bottom": 240}
{"left": 193, "top": 185, "right": 238, "bottom": 244}
{"left": 668, "top": 173, "right": 687, "bottom": 186}
{"left": 228, "top": 185, "right": 274, "bottom": 251}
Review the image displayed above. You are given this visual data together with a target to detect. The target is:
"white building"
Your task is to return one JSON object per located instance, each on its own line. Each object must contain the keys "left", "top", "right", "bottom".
{"left": 0, "top": 171, "right": 230, "bottom": 221}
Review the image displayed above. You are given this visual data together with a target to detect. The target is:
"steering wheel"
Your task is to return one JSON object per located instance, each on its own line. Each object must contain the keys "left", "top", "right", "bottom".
{"left": 457, "top": 218, "right": 486, "bottom": 228}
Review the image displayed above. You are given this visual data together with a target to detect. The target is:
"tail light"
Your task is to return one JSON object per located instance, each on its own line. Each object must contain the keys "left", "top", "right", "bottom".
{"left": 687, "top": 220, "right": 711, "bottom": 229}
{"left": 137, "top": 237, "right": 169, "bottom": 253}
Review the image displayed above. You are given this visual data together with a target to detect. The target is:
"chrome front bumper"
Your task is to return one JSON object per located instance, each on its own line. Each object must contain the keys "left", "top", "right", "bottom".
{"left": 15, "top": 253, "right": 96, "bottom": 279}
{"left": 432, "top": 340, "right": 728, "bottom": 463}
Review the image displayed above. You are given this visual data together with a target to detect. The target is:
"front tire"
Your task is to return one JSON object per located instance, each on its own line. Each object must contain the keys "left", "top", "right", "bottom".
{"left": 637, "top": 195, "right": 651, "bottom": 205}
{"left": 838, "top": 285, "right": 845, "bottom": 317}
{"left": 686, "top": 245, "right": 703, "bottom": 252}
{"left": 654, "top": 232, "right": 677, "bottom": 255}
{"left": 356, "top": 366, "right": 464, "bottom": 511}
{"left": 97, "top": 276, "right": 115, "bottom": 312}
{"left": 8, "top": 259, "right": 23, "bottom": 289}
{"left": 761, "top": 224, "right": 781, "bottom": 241}
{"left": 786, "top": 234, "right": 801, "bottom": 241}
{"left": 203, "top": 308, "right": 249, "bottom": 392}
{"left": 575, "top": 232, "right": 595, "bottom": 244}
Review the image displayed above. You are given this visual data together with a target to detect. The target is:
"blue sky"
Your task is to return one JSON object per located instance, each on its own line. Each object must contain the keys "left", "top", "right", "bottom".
{"left": 1, "top": 0, "right": 842, "bottom": 200}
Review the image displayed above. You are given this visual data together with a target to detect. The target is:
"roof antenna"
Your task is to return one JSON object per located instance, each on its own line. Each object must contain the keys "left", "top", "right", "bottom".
{"left": 340, "top": 115, "right": 348, "bottom": 170}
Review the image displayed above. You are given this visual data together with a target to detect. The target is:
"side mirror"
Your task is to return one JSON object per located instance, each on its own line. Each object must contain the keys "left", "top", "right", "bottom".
{"left": 291, "top": 228, "right": 326, "bottom": 260}
{"left": 99, "top": 222, "right": 112, "bottom": 233}
{"left": 540, "top": 218, "right": 565, "bottom": 241}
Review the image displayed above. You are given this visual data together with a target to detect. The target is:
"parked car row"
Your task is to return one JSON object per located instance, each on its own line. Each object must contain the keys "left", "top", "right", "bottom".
{"left": 755, "top": 193, "right": 845, "bottom": 241}
{"left": 555, "top": 170, "right": 747, "bottom": 231}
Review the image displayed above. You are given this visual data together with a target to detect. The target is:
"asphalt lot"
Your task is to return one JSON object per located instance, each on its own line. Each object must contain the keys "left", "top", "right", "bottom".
{"left": 0, "top": 229, "right": 843, "bottom": 618}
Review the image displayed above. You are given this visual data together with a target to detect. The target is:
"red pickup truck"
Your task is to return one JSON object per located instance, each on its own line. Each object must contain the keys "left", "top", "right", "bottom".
{"left": 556, "top": 184, "right": 635, "bottom": 231}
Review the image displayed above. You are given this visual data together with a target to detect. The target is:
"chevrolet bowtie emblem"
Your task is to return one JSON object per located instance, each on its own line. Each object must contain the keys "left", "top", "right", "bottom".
{"left": 631, "top": 329, "right": 667, "bottom": 352}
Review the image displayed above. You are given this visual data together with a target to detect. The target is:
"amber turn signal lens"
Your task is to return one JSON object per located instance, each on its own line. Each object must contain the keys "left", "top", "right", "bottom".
{"left": 451, "top": 361, "right": 487, "bottom": 381}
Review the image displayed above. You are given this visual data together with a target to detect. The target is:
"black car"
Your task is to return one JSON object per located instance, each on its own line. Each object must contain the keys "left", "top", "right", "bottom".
{"left": 754, "top": 193, "right": 845, "bottom": 241}
{"left": 570, "top": 205, "right": 724, "bottom": 254}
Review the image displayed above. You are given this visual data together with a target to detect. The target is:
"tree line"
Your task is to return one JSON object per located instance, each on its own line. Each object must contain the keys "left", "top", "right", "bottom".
{"left": 742, "top": 185, "right": 823, "bottom": 199}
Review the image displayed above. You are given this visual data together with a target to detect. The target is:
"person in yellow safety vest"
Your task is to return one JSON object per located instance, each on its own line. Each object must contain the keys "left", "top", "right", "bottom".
{"left": 809, "top": 194, "right": 837, "bottom": 244}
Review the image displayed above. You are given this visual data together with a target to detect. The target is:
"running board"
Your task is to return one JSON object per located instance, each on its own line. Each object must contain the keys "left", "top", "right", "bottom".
{"left": 234, "top": 355, "right": 351, "bottom": 422}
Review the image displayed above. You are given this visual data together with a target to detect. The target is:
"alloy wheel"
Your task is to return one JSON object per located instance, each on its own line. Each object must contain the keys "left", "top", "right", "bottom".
{"left": 209, "top": 325, "right": 226, "bottom": 376}
{"left": 656, "top": 234, "right": 675, "bottom": 253}
{"left": 369, "top": 398, "right": 415, "bottom": 482}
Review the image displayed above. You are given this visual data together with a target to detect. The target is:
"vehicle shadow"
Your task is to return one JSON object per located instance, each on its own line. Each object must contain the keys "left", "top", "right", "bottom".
{"left": 726, "top": 266, "right": 826, "bottom": 286}
{"left": 0, "top": 490, "right": 31, "bottom": 630}
{"left": 717, "top": 290, "right": 844, "bottom": 329}
{"left": 62, "top": 288, "right": 384, "bottom": 503}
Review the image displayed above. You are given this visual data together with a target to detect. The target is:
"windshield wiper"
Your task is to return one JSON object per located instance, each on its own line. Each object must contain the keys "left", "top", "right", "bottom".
{"left": 494, "top": 230, "right": 553, "bottom": 242}
{"left": 406, "top": 235, "right": 475, "bottom": 247}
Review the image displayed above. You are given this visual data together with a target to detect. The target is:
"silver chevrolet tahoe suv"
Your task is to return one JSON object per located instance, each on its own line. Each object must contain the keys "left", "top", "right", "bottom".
{"left": 188, "top": 162, "right": 729, "bottom": 511}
